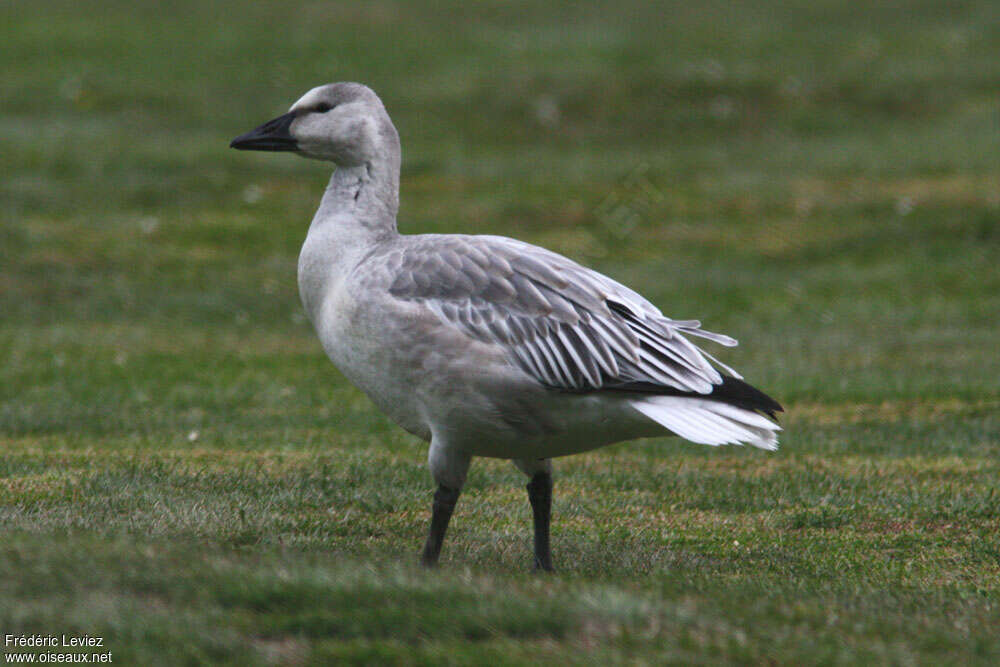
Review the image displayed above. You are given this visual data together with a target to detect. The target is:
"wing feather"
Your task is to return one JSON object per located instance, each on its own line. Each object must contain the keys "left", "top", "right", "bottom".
{"left": 589, "top": 316, "right": 640, "bottom": 364}
{"left": 540, "top": 331, "right": 581, "bottom": 388}
{"left": 556, "top": 325, "right": 601, "bottom": 387}
{"left": 379, "top": 234, "right": 740, "bottom": 395}
{"left": 571, "top": 325, "right": 619, "bottom": 377}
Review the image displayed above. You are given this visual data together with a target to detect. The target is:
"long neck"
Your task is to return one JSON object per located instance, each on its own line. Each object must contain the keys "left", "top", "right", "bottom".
{"left": 298, "top": 134, "right": 401, "bottom": 318}
{"left": 311, "top": 156, "right": 399, "bottom": 237}
{"left": 309, "top": 111, "right": 402, "bottom": 243}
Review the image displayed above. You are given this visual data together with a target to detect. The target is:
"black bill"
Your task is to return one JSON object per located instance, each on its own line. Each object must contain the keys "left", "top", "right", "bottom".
{"left": 230, "top": 111, "right": 298, "bottom": 151}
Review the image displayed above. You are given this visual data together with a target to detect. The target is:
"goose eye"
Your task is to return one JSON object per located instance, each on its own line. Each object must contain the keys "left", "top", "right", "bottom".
{"left": 314, "top": 103, "right": 334, "bottom": 113}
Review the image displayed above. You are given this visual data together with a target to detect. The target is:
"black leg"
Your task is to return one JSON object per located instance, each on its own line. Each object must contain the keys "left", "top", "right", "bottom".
{"left": 420, "top": 484, "right": 461, "bottom": 567}
{"left": 526, "top": 471, "right": 554, "bottom": 571}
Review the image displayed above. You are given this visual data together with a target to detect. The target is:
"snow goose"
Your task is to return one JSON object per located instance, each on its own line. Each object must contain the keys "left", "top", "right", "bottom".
{"left": 231, "top": 82, "right": 783, "bottom": 570}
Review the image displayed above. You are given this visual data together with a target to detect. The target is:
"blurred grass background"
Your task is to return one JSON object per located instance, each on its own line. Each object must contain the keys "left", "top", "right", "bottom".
{"left": 2, "top": 0, "right": 999, "bottom": 664}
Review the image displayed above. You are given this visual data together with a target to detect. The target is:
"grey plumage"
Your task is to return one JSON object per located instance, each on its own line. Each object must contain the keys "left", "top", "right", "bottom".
{"left": 377, "top": 233, "right": 734, "bottom": 394}
{"left": 231, "top": 81, "right": 783, "bottom": 570}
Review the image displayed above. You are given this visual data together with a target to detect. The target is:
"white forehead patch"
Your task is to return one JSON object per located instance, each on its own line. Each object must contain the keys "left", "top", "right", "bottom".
{"left": 289, "top": 85, "right": 332, "bottom": 113}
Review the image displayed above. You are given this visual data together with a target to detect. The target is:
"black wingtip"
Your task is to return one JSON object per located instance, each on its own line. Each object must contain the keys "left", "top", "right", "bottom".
{"left": 603, "top": 374, "right": 783, "bottom": 419}
{"left": 717, "top": 374, "right": 784, "bottom": 416}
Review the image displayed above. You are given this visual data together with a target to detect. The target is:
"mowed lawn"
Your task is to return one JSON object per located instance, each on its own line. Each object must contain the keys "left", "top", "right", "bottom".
{"left": 3, "top": 1, "right": 999, "bottom": 664}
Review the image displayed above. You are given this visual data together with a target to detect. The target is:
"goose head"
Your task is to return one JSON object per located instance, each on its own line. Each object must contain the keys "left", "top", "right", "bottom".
{"left": 230, "top": 82, "right": 398, "bottom": 167}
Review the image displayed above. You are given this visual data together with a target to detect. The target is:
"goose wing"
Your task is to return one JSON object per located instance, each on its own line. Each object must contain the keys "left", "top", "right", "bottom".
{"left": 371, "top": 234, "right": 741, "bottom": 394}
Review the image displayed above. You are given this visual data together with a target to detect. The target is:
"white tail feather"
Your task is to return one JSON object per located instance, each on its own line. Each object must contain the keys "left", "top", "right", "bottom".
{"left": 632, "top": 396, "right": 780, "bottom": 451}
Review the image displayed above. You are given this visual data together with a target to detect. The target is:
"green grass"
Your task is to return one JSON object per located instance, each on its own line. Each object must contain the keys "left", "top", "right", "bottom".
{"left": 3, "top": 0, "right": 999, "bottom": 664}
